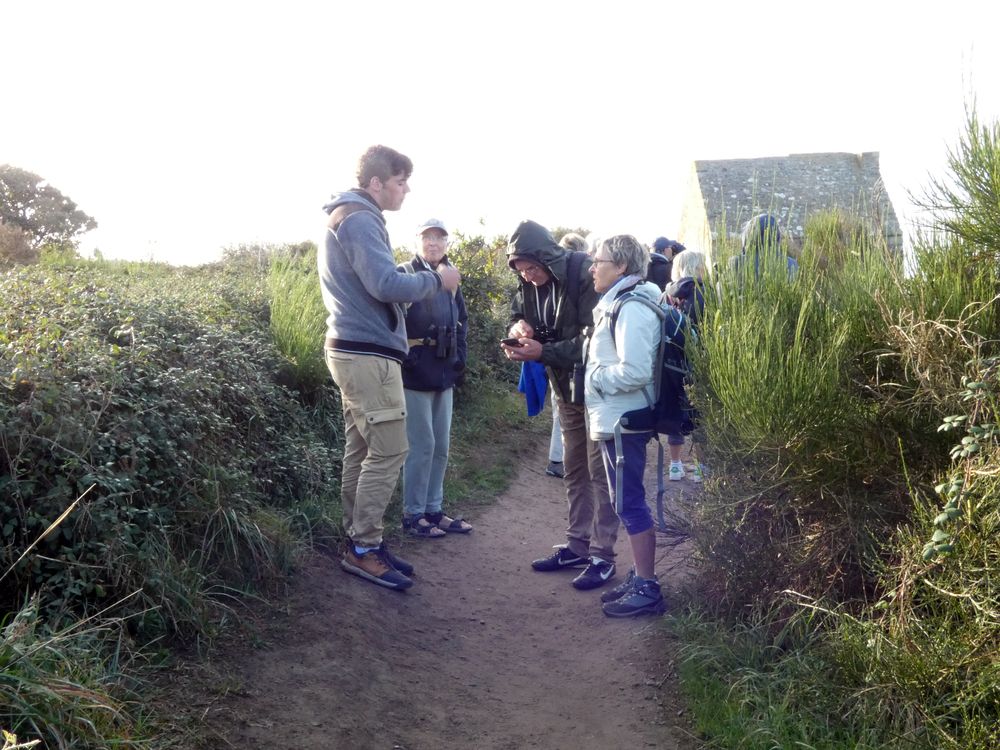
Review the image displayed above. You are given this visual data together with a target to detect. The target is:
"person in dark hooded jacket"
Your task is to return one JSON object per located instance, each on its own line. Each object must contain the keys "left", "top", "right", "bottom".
{"left": 502, "top": 219, "right": 620, "bottom": 591}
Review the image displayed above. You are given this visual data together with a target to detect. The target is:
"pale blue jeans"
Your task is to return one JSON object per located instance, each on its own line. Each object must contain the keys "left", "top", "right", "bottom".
{"left": 402, "top": 388, "right": 454, "bottom": 517}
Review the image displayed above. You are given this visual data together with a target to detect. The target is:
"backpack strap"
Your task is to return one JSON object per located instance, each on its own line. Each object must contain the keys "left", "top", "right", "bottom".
{"left": 608, "top": 292, "right": 666, "bottom": 409}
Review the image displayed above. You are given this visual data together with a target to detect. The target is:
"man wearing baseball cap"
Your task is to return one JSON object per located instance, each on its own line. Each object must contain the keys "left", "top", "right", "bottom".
{"left": 398, "top": 218, "right": 472, "bottom": 539}
{"left": 648, "top": 237, "right": 685, "bottom": 291}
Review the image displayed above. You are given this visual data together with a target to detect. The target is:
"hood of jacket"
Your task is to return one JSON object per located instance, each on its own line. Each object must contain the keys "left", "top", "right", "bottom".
{"left": 506, "top": 220, "right": 568, "bottom": 280}
{"left": 322, "top": 190, "right": 383, "bottom": 231}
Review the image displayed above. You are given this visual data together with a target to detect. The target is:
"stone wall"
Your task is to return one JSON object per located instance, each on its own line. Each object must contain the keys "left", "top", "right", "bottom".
{"left": 679, "top": 152, "right": 903, "bottom": 266}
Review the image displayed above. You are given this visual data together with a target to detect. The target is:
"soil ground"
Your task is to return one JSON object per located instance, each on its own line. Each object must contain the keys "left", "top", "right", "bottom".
{"left": 158, "top": 436, "right": 704, "bottom": 750}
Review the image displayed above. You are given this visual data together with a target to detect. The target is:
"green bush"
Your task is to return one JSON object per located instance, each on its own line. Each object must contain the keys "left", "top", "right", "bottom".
{"left": 1, "top": 260, "right": 340, "bottom": 637}
{"left": 446, "top": 232, "right": 519, "bottom": 395}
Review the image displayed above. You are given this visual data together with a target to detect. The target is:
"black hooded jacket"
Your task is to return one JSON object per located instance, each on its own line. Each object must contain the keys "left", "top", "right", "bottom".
{"left": 506, "top": 220, "right": 598, "bottom": 400}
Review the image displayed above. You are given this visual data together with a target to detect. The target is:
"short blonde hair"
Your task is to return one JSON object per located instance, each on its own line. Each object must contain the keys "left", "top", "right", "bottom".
{"left": 671, "top": 249, "right": 706, "bottom": 281}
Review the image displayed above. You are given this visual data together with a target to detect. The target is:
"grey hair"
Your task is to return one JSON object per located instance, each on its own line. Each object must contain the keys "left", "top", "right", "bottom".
{"left": 598, "top": 234, "right": 647, "bottom": 277}
{"left": 558, "top": 232, "right": 587, "bottom": 253}
{"left": 671, "top": 249, "right": 707, "bottom": 281}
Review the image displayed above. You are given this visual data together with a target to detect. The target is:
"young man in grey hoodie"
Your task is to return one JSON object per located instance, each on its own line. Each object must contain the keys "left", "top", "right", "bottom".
{"left": 320, "top": 145, "right": 461, "bottom": 591}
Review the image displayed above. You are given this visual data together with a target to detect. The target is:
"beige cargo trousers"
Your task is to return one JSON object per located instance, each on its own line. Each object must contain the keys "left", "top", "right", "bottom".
{"left": 325, "top": 350, "right": 409, "bottom": 547}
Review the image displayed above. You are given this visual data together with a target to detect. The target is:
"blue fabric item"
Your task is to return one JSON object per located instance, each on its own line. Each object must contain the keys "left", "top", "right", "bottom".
{"left": 518, "top": 360, "right": 549, "bottom": 416}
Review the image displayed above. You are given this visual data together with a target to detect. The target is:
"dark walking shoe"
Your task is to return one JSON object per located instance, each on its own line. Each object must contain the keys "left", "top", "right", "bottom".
{"left": 341, "top": 546, "right": 413, "bottom": 590}
{"left": 545, "top": 461, "right": 564, "bottom": 478}
{"left": 531, "top": 545, "right": 588, "bottom": 571}
{"left": 600, "top": 568, "right": 636, "bottom": 603}
{"left": 379, "top": 541, "right": 414, "bottom": 576}
{"left": 571, "top": 559, "right": 616, "bottom": 590}
{"left": 602, "top": 576, "right": 665, "bottom": 617}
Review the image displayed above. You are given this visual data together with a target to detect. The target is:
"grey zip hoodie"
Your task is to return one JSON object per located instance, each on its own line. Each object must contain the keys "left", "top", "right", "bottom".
{"left": 319, "top": 190, "right": 442, "bottom": 361}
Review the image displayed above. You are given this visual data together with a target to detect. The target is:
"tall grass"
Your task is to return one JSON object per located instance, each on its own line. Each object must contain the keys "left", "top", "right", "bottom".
{"left": 268, "top": 250, "right": 329, "bottom": 394}
{"left": 0, "top": 596, "right": 141, "bottom": 749}
{"left": 673, "top": 107, "right": 1000, "bottom": 749}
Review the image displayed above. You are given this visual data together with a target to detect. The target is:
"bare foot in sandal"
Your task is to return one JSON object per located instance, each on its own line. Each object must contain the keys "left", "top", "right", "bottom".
{"left": 425, "top": 511, "right": 473, "bottom": 534}
{"left": 403, "top": 514, "right": 447, "bottom": 538}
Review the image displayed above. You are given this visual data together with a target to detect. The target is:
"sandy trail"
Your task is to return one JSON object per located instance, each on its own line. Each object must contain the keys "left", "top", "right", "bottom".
{"left": 165, "top": 437, "right": 702, "bottom": 750}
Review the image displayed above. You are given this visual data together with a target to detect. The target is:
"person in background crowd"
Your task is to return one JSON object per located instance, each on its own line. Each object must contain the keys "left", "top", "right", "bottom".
{"left": 584, "top": 234, "right": 666, "bottom": 617}
{"left": 320, "top": 145, "right": 461, "bottom": 591}
{"left": 729, "top": 213, "right": 798, "bottom": 280}
{"left": 647, "top": 237, "right": 685, "bottom": 291}
{"left": 544, "top": 232, "right": 589, "bottom": 479}
{"left": 502, "top": 220, "right": 619, "bottom": 591}
{"left": 663, "top": 249, "right": 708, "bottom": 482}
{"left": 399, "top": 218, "right": 473, "bottom": 538}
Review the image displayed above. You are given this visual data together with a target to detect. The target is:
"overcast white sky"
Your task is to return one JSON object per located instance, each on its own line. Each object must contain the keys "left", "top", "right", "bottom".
{"left": 3, "top": 1, "right": 999, "bottom": 264}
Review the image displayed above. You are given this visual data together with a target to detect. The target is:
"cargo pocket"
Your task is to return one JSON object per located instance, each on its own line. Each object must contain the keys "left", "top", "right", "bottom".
{"left": 362, "top": 406, "right": 408, "bottom": 458}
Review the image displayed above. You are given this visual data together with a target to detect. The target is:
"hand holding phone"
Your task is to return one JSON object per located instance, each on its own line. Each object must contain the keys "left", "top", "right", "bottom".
{"left": 501, "top": 337, "right": 524, "bottom": 348}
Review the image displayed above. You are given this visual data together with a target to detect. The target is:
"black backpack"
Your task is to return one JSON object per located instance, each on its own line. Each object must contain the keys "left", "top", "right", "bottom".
{"left": 606, "top": 291, "right": 696, "bottom": 529}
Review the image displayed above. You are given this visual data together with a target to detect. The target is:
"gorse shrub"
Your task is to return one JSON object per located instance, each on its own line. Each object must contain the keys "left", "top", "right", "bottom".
{"left": 445, "top": 233, "right": 518, "bottom": 394}
{"left": 677, "top": 107, "right": 1000, "bottom": 749}
{"left": 688, "top": 235, "right": 916, "bottom": 607}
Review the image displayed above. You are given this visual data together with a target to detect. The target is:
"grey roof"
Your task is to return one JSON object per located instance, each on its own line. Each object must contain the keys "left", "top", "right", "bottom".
{"left": 693, "top": 151, "right": 902, "bottom": 244}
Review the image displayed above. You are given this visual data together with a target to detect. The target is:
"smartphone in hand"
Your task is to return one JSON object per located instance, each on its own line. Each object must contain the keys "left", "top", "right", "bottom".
{"left": 501, "top": 337, "right": 524, "bottom": 347}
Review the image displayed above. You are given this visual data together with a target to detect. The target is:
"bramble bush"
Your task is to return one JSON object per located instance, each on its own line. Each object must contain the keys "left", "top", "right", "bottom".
{"left": 1, "top": 260, "right": 341, "bottom": 638}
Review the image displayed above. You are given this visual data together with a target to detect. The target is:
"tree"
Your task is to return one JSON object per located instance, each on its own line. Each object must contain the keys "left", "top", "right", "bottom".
{"left": 0, "top": 222, "right": 35, "bottom": 265}
{"left": 0, "top": 165, "right": 97, "bottom": 249}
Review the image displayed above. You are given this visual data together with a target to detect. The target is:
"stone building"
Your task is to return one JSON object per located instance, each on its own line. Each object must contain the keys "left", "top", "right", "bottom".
{"left": 677, "top": 151, "right": 902, "bottom": 267}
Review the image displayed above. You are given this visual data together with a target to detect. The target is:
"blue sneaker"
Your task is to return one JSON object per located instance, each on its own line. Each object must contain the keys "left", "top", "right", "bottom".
{"left": 600, "top": 568, "right": 636, "bottom": 603}
{"left": 601, "top": 576, "right": 665, "bottom": 617}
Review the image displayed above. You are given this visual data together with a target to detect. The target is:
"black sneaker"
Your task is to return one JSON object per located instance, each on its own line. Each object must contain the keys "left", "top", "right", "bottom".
{"left": 600, "top": 568, "right": 636, "bottom": 603}
{"left": 378, "top": 541, "right": 414, "bottom": 576}
{"left": 545, "top": 461, "right": 564, "bottom": 478}
{"left": 531, "top": 545, "right": 588, "bottom": 571}
{"left": 571, "top": 559, "right": 616, "bottom": 590}
{"left": 602, "top": 576, "right": 665, "bottom": 617}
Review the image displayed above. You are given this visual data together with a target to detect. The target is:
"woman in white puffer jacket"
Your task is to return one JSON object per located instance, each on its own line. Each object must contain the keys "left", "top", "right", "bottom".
{"left": 583, "top": 234, "right": 665, "bottom": 618}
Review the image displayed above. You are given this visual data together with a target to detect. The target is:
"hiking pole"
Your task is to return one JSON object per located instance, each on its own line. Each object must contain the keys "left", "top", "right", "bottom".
{"left": 653, "top": 438, "right": 669, "bottom": 531}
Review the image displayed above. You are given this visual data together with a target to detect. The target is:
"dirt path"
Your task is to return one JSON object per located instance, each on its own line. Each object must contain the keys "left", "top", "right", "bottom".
{"left": 165, "top": 437, "right": 703, "bottom": 750}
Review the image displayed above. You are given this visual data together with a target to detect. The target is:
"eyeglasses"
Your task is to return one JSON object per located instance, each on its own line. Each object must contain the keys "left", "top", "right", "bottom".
{"left": 590, "top": 258, "right": 616, "bottom": 265}
{"left": 515, "top": 264, "right": 546, "bottom": 277}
